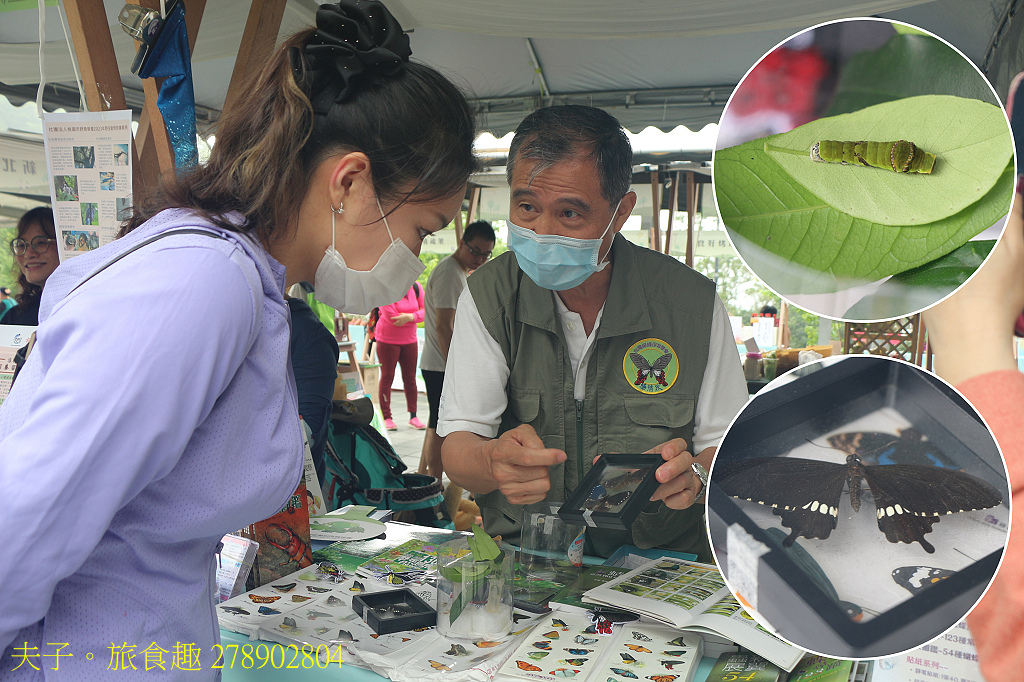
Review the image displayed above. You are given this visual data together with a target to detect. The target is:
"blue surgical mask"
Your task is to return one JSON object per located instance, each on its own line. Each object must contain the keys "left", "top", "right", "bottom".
{"left": 507, "top": 199, "right": 622, "bottom": 291}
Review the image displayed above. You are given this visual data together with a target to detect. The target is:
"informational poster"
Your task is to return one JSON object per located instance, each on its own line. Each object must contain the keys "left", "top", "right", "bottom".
{"left": 41, "top": 110, "right": 132, "bottom": 262}
{"left": 0, "top": 325, "right": 35, "bottom": 405}
{"left": 872, "top": 621, "right": 985, "bottom": 682}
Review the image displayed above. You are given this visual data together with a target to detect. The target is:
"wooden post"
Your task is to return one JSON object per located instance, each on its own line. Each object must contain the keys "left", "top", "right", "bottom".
{"left": 223, "top": 0, "right": 288, "bottom": 115}
{"left": 466, "top": 186, "right": 481, "bottom": 225}
{"left": 685, "top": 171, "right": 696, "bottom": 268}
{"left": 664, "top": 171, "right": 678, "bottom": 256}
{"left": 649, "top": 171, "right": 661, "bottom": 252}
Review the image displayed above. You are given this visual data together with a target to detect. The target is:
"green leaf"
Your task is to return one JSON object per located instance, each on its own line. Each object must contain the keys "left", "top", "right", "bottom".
{"left": 761, "top": 96, "right": 1011, "bottom": 226}
{"left": 468, "top": 524, "right": 501, "bottom": 562}
{"left": 714, "top": 144, "right": 1012, "bottom": 289}
{"left": 826, "top": 34, "right": 998, "bottom": 116}
{"left": 885, "top": 239, "right": 995, "bottom": 288}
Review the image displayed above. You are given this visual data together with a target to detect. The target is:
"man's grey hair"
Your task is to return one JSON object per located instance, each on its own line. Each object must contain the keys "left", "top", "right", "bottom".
{"left": 506, "top": 105, "right": 633, "bottom": 205}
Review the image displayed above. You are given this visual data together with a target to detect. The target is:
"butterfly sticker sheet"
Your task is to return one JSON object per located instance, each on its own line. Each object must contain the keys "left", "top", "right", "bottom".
{"left": 350, "top": 609, "right": 545, "bottom": 682}
{"left": 592, "top": 626, "right": 702, "bottom": 682}
{"left": 497, "top": 612, "right": 625, "bottom": 682}
{"left": 715, "top": 408, "right": 1009, "bottom": 621}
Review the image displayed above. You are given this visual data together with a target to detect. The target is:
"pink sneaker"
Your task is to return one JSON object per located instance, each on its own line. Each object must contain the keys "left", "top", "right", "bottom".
{"left": 384, "top": 418, "right": 397, "bottom": 431}
{"left": 409, "top": 416, "right": 426, "bottom": 430}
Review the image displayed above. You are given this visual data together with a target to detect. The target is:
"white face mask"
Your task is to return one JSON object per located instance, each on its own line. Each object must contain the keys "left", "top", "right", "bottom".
{"left": 313, "top": 197, "right": 425, "bottom": 314}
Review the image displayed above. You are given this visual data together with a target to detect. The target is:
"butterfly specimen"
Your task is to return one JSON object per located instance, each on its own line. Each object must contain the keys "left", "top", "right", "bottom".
{"left": 647, "top": 676, "right": 678, "bottom": 682}
{"left": 620, "top": 653, "right": 638, "bottom": 664}
{"left": 611, "top": 669, "right": 639, "bottom": 679}
{"left": 278, "top": 617, "right": 299, "bottom": 632}
{"left": 564, "top": 649, "right": 592, "bottom": 655}
{"left": 248, "top": 594, "right": 281, "bottom": 603}
{"left": 714, "top": 454, "right": 1002, "bottom": 553}
{"left": 810, "top": 140, "right": 936, "bottom": 174}
{"left": 306, "top": 586, "right": 330, "bottom": 593}
{"left": 528, "top": 652, "right": 551, "bottom": 660}
{"left": 551, "top": 669, "right": 579, "bottom": 678}
{"left": 543, "top": 630, "right": 561, "bottom": 638}
{"left": 476, "top": 641, "right": 502, "bottom": 648}
{"left": 892, "top": 566, "right": 956, "bottom": 594}
{"left": 430, "top": 660, "right": 451, "bottom": 671}
{"left": 827, "top": 429, "right": 957, "bottom": 468}
{"left": 563, "top": 659, "right": 589, "bottom": 666}
{"left": 257, "top": 606, "right": 280, "bottom": 615}
{"left": 271, "top": 582, "right": 297, "bottom": 592}
{"left": 575, "top": 636, "right": 598, "bottom": 645}
{"left": 446, "top": 644, "right": 469, "bottom": 657}
{"left": 586, "top": 490, "right": 632, "bottom": 513}
{"left": 533, "top": 642, "right": 552, "bottom": 650}
{"left": 220, "top": 606, "right": 249, "bottom": 615}
{"left": 624, "top": 645, "right": 652, "bottom": 653}
{"left": 631, "top": 632, "right": 652, "bottom": 641}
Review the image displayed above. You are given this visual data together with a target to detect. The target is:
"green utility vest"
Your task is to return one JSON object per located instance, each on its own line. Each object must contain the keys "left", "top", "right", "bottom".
{"left": 467, "top": 234, "right": 717, "bottom": 561}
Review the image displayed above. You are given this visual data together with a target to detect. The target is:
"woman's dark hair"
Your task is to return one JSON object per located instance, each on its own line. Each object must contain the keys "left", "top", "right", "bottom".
{"left": 12, "top": 206, "right": 56, "bottom": 307}
{"left": 123, "top": 25, "right": 476, "bottom": 242}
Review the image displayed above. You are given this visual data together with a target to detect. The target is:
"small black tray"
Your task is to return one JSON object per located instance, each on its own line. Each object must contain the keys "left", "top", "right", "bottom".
{"left": 352, "top": 588, "right": 436, "bottom": 635}
{"left": 557, "top": 454, "right": 663, "bottom": 530}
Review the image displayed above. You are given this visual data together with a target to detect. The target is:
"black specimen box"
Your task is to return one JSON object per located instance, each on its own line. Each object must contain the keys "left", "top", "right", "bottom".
{"left": 707, "top": 356, "right": 1008, "bottom": 659}
{"left": 352, "top": 589, "right": 436, "bottom": 635}
{"left": 558, "top": 454, "right": 663, "bottom": 530}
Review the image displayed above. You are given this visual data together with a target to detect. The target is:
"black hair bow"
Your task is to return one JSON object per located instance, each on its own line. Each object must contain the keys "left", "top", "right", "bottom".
{"left": 299, "top": 0, "right": 411, "bottom": 114}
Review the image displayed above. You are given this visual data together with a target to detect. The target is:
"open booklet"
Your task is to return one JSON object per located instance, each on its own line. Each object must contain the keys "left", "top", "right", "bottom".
{"left": 581, "top": 557, "right": 804, "bottom": 671}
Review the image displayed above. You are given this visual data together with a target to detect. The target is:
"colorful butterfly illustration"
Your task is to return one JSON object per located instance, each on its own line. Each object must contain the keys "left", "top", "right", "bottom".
{"left": 476, "top": 641, "right": 501, "bottom": 648}
{"left": 574, "top": 636, "right": 598, "bottom": 645}
{"left": 429, "top": 660, "right": 451, "bottom": 671}
{"left": 624, "top": 645, "right": 651, "bottom": 653}
{"left": 616, "top": 584, "right": 640, "bottom": 594}
{"left": 513, "top": 613, "right": 530, "bottom": 623}
{"left": 446, "top": 644, "right": 469, "bottom": 657}
{"left": 306, "top": 586, "right": 330, "bottom": 593}
{"left": 583, "top": 625, "right": 598, "bottom": 634}
{"left": 564, "top": 649, "right": 592, "bottom": 655}
{"left": 325, "top": 595, "right": 344, "bottom": 607}
{"left": 666, "top": 637, "right": 689, "bottom": 647}
{"left": 810, "top": 140, "right": 936, "bottom": 174}
{"left": 533, "top": 642, "right": 552, "bottom": 650}
{"left": 661, "top": 651, "right": 687, "bottom": 657}
{"left": 563, "top": 659, "right": 588, "bottom": 666}
{"left": 349, "top": 581, "right": 365, "bottom": 593}
{"left": 370, "top": 634, "right": 382, "bottom": 639}
{"left": 331, "top": 630, "right": 355, "bottom": 643}
{"left": 552, "top": 618, "right": 569, "bottom": 630}
{"left": 305, "top": 610, "right": 332, "bottom": 620}
{"left": 316, "top": 562, "right": 345, "bottom": 582}
{"left": 543, "top": 630, "right": 561, "bottom": 639}
{"left": 278, "top": 617, "right": 299, "bottom": 632}
{"left": 271, "top": 582, "right": 297, "bottom": 593}
{"left": 314, "top": 626, "right": 330, "bottom": 635}
{"left": 610, "top": 669, "right": 638, "bottom": 679}
{"left": 620, "top": 653, "right": 638, "bottom": 664}
{"left": 257, "top": 606, "right": 280, "bottom": 615}
{"left": 517, "top": 661, "right": 542, "bottom": 672}
{"left": 647, "top": 675, "right": 678, "bottom": 682}
{"left": 249, "top": 594, "right": 281, "bottom": 603}
{"left": 290, "top": 595, "right": 312, "bottom": 602}
{"left": 660, "top": 661, "right": 684, "bottom": 670}
{"left": 551, "top": 669, "right": 579, "bottom": 677}
{"left": 220, "top": 606, "right": 249, "bottom": 615}
{"left": 892, "top": 566, "right": 956, "bottom": 594}
{"left": 631, "top": 632, "right": 652, "bottom": 641}
{"left": 528, "top": 652, "right": 551, "bottom": 660}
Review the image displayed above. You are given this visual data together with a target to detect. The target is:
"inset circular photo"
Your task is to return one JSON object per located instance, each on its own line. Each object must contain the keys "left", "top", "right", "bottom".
{"left": 706, "top": 355, "right": 1009, "bottom": 659}
{"left": 713, "top": 18, "right": 1014, "bottom": 321}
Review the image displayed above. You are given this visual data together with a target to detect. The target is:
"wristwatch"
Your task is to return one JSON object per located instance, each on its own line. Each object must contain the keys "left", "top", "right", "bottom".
{"left": 691, "top": 462, "right": 709, "bottom": 503}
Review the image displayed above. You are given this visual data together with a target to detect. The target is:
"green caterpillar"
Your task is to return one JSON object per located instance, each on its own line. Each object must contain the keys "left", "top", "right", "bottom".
{"left": 810, "top": 140, "right": 936, "bottom": 174}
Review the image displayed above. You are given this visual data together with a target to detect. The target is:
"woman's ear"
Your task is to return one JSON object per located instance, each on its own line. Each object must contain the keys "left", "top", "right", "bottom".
{"left": 326, "top": 151, "right": 372, "bottom": 210}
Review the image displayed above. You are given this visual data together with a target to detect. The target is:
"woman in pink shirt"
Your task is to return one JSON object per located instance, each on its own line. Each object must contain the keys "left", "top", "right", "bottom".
{"left": 376, "top": 282, "right": 426, "bottom": 430}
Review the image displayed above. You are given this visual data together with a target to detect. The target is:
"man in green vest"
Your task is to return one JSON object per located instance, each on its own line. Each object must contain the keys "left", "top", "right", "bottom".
{"left": 438, "top": 105, "right": 747, "bottom": 561}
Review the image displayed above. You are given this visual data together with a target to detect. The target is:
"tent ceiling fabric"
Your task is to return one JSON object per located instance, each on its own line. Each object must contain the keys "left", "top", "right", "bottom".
{"left": 0, "top": 0, "right": 1016, "bottom": 135}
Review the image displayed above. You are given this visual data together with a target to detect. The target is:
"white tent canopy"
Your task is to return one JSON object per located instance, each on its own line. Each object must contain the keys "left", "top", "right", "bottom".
{"left": 0, "top": 0, "right": 1019, "bottom": 136}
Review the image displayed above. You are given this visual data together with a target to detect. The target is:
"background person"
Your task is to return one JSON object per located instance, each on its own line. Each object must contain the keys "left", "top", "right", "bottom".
{"left": 439, "top": 105, "right": 747, "bottom": 561}
{"left": 0, "top": 287, "right": 15, "bottom": 317}
{"left": 375, "top": 281, "right": 426, "bottom": 431}
{"left": 418, "top": 220, "right": 495, "bottom": 479}
{"left": 2, "top": 207, "right": 58, "bottom": 326}
{"left": 0, "top": 1, "right": 475, "bottom": 675}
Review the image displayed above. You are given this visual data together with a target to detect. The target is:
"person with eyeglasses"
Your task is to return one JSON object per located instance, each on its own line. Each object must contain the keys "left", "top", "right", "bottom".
{"left": 1, "top": 207, "right": 58, "bottom": 326}
{"left": 418, "top": 220, "right": 495, "bottom": 479}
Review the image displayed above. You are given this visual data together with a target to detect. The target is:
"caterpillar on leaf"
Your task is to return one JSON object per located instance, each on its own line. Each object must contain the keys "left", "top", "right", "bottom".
{"left": 810, "top": 140, "right": 936, "bottom": 174}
